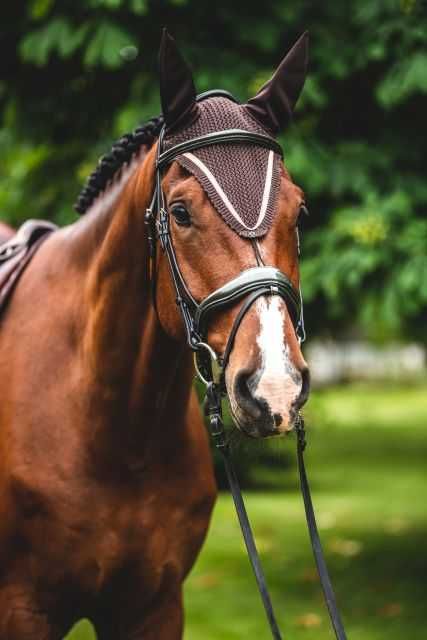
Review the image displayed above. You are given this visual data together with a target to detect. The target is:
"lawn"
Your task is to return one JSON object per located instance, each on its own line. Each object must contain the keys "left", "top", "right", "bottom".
{"left": 67, "top": 382, "right": 427, "bottom": 639}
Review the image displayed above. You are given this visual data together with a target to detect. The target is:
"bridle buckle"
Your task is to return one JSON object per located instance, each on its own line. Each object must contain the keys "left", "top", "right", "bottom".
{"left": 144, "top": 208, "right": 156, "bottom": 258}
{"left": 157, "top": 209, "right": 170, "bottom": 248}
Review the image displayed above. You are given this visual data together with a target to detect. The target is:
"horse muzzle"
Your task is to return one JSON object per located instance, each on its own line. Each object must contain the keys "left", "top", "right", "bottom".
{"left": 227, "top": 365, "right": 310, "bottom": 438}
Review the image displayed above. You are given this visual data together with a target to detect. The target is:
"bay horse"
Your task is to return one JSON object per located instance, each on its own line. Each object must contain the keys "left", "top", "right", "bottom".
{"left": 0, "top": 31, "right": 309, "bottom": 639}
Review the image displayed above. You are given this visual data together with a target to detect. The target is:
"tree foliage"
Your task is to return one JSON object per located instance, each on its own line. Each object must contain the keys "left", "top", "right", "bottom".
{"left": 0, "top": 0, "right": 426, "bottom": 340}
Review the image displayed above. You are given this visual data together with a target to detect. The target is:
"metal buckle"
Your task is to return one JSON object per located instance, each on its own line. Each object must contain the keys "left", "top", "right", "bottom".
{"left": 144, "top": 208, "right": 156, "bottom": 258}
{"left": 157, "top": 209, "right": 169, "bottom": 249}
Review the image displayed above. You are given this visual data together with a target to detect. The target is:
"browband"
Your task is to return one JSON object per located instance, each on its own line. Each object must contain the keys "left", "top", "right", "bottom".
{"left": 157, "top": 129, "right": 283, "bottom": 169}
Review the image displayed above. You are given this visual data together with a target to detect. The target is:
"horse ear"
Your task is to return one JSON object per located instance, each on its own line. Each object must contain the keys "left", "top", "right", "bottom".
{"left": 245, "top": 32, "right": 309, "bottom": 135}
{"left": 159, "top": 29, "right": 198, "bottom": 132}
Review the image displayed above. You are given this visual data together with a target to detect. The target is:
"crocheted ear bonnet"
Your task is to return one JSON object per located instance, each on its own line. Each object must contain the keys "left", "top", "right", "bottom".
{"left": 159, "top": 29, "right": 308, "bottom": 238}
{"left": 164, "top": 96, "right": 282, "bottom": 239}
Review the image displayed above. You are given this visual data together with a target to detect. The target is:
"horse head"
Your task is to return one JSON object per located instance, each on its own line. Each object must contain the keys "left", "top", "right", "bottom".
{"left": 151, "top": 30, "right": 310, "bottom": 438}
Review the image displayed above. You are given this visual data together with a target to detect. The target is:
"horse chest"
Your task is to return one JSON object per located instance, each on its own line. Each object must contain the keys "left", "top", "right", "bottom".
{"left": 7, "top": 453, "right": 214, "bottom": 601}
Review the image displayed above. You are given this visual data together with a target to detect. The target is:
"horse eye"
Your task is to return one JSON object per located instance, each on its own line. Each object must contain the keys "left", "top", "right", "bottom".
{"left": 297, "top": 203, "right": 309, "bottom": 227}
{"left": 171, "top": 204, "right": 191, "bottom": 227}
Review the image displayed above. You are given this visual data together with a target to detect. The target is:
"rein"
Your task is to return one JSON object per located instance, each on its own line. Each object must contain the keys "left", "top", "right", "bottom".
{"left": 204, "top": 384, "right": 347, "bottom": 640}
{"left": 145, "top": 90, "right": 348, "bottom": 639}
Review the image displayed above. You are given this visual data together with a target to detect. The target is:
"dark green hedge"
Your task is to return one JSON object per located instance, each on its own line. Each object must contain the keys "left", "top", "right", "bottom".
{"left": 1, "top": 0, "right": 426, "bottom": 340}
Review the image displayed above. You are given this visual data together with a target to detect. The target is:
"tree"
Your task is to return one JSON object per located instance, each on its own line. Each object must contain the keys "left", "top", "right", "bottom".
{"left": 1, "top": 0, "right": 426, "bottom": 340}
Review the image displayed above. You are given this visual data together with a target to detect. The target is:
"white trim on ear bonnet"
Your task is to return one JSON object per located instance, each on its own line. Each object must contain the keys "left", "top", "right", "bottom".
{"left": 164, "top": 97, "right": 282, "bottom": 238}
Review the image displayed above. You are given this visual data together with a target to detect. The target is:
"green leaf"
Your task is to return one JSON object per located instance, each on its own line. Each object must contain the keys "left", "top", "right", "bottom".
{"left": 298, "top": 76, "right": 328, "bottom": 109}
{"left": 84, "top": 22, "right": 134, "bottom": 69}
{"left": 129, "top": 0, "right": 147, "bottom": 14}
{"left": 29, "top": 0, "right": 55, "bottom": 20}
{"left": 86, "top": 0, "right": 122, "bottom": 9}
{"left": 377, "top": 52, "right": 427, "bottom": 107}
{"left": 20, "top": 18, "right": 89, "bottom": 65}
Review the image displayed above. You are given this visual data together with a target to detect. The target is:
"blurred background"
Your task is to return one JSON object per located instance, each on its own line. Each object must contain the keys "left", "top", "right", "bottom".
{"left": 1, "top": 0, "right": 426, "bottom": 638}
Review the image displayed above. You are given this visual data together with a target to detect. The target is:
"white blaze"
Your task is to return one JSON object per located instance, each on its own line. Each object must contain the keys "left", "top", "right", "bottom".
{"left": 253, "top": 297, "right": 301, "bottom": 427}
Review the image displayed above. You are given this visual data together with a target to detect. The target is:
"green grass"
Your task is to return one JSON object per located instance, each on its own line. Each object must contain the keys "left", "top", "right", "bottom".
{"left": 67, "top": 382, "right": 427, "bottom": 639}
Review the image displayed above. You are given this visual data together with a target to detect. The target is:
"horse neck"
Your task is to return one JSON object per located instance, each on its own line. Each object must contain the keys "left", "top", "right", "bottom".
{"left": 72, "top": 146, "right": 193, "bottom": 463}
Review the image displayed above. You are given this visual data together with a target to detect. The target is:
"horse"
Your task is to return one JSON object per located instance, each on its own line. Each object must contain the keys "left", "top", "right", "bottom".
{"left": 0, "top": 30, "right": 309, "bottom": 639}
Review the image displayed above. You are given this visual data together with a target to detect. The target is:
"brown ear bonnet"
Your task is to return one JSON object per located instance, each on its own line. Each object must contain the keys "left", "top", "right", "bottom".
{"left": 159, "top": 30, "right": 308, "bottom": 238}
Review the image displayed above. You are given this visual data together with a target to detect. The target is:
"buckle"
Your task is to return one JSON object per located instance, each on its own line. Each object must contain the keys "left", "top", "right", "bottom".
{"left": 144, "top": 208, "right": 156, "bottom": 257}
{"left": 157, "top": 209, "right": 169, "bottom": 248}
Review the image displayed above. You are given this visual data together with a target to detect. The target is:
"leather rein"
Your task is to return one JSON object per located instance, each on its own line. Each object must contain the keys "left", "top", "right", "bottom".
{"left": 144, "top": 91, "right": 348, "bottom": 640}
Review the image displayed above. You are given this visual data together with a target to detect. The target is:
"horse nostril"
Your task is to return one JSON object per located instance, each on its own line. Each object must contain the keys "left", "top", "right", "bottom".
{"left": 294, "top": 367, "right": 311, "bottom": 410}
{"left": 273, "top": 413, "right": 283, "bottom": 427}
{"left": 234, "top": 370, "right": 265, "bottom": 420}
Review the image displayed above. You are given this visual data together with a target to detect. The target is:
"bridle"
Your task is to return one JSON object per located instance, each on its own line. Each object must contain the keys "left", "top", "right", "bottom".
{"left": 145, "top": 90, "right": 304, "bottom": 389}
{"left": 145, "top": 90, "right": 347, "bottom": 640}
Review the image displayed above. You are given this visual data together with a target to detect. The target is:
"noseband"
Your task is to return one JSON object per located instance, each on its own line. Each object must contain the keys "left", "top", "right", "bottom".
{"left": 145, "top": 90, "right": 304, "bottom": 390}
{"left": 145, "top": 91, "right": 347, "bottom": 640}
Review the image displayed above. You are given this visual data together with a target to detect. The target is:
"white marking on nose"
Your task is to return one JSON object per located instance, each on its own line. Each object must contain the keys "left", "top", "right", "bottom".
{"left": 253, "top": 297, "right": 301, "bottom": 427}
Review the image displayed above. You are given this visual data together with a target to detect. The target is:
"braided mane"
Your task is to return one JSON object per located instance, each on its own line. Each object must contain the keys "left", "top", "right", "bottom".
{"left": 74, "top": 115, "right": 164, "bottom": 215}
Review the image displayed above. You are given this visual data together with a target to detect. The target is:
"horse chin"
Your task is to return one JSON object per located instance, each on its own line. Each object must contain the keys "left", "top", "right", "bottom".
{"left": 228, "top": 398, "right": 293, "bottom": 439}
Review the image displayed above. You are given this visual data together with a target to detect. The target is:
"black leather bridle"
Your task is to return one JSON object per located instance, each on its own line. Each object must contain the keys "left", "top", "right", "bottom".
{"left": 145, "top": 91, "right": 347, "bottom": 640}
{"left": 145, "top": 90, "right": 304, "bottom": 389}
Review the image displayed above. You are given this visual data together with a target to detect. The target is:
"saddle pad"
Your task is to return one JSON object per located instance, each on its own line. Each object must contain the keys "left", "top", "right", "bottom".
{"left": 0, "top": 220, "right": 57, "bottom": 320}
